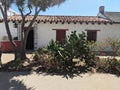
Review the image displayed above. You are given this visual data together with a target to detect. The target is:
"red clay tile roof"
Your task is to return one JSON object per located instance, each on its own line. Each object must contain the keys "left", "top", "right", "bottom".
{"left": 7, "top": 15, "right": 111, "bottom": 24}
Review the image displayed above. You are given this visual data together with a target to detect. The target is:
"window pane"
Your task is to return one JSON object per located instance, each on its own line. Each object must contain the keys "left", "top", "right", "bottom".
{"left": 87, "top": 31, "right": 97, "bottom": 41}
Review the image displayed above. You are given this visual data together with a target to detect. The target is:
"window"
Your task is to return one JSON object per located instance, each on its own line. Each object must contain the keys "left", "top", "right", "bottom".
{"left": 86, "top": 30, "right": 100, "bottom": 41}
{"left": 56, "top": 30, "right": 66, "bottom": 42}
{"left": 53, "top": 29, "right": 68, "bottom": 42}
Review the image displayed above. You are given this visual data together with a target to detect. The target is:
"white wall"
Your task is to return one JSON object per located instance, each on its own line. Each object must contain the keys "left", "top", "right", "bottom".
{"left": 36, "top": 22, "right": 120, "bottom": 49}
{"left": 0, "top": 21, "right": 120, "bottom": 49}
{"left": 0, "top": 22, "right": 17, "bottom": 41}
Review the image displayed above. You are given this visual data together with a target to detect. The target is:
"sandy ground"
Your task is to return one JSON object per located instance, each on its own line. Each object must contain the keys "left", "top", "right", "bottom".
{"left": 0, "top": 54, "right": 120, "bottom": 90}
{"left": 0, "top": 72, "right": 120, "bottom": 90}
{"left": 1, "top": 53, "right": 34, "bottom": 64}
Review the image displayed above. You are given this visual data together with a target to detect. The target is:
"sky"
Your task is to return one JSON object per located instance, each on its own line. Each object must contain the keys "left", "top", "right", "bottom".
{"left": 11, "top": 0, "right": 120, "bottom": 16}
{"left": 40, "top": 0, "right": 120, "bottom": 16}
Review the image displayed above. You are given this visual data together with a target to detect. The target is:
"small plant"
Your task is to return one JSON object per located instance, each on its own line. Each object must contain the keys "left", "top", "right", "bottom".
{"left": 2, "top": 35, "right": 8, "bottom": 40}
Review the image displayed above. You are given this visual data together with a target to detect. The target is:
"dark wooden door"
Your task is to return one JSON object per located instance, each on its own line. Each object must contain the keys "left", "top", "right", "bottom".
{"left": 56, "top": 30, "right": 66, "bottom": 42}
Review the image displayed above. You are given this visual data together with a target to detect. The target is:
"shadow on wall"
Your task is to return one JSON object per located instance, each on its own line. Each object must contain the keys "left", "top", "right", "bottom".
{"left": 0, "top": 72, "right": 35, "bottom": 90}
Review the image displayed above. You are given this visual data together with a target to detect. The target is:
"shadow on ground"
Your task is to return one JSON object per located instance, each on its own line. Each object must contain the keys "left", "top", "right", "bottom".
{"left": 0, "top": 72, "right": 35, "bottom": 90}
{"left": 35, "top": 66, "right": 89, "bottom": 79}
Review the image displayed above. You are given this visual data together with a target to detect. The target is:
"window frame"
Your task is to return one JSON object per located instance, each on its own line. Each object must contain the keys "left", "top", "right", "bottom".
{"left": 52, "top": 29, "right": 68, "bottom": 42}
{"left": 85, "top": 30, "right": 100, "bottom": 41}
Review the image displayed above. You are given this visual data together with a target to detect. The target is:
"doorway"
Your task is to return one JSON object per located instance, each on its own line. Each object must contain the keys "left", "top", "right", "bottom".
{"left": 26, "top": 28, "right": 34, "bottom": 50}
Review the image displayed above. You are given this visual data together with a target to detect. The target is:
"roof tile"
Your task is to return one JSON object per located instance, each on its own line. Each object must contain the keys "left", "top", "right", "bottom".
{"left": 7, "top": 15, "right": 111, "bottom": 23}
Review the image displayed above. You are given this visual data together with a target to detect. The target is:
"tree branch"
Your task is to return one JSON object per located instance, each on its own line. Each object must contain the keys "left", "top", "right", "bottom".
{"left": 23, "top": 7, "right": 41, "bottom": 51}
{"left": 4, "top": 1, "right": 8, "bottom": 19}
{"left": 28, "top": 7, "right": 41, "bottom": 28}
{"left": 17, "top": 5, "right": 25, "bottom": 31}
{"left": 25, "top": 8, "right": 32, "bottom": 17}
{"left": 0, "top": 1, "right": 16, "bottom": 48}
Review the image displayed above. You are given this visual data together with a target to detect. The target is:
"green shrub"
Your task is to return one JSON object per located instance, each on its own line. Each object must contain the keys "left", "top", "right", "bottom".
{"left": 106, "top": 37, "right": 120, "bottom": 56}
{"left": 34, "top": 48, "right": 62, "bottom": 72}
{"left": 96, "top": 57, "right": 120, "bottom": 75}
{"left": 34, "top": 31, "right": 95, "bottom": 73}
{"left": 89, "top": 37, "right": 120, "bottom": 56}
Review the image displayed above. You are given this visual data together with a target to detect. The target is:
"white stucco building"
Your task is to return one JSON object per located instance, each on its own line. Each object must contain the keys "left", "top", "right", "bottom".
{"left": 0, "top": 8, "right": 18, "bottom": 42}
{"left": 1, "top": 6, "right": 120, "bottom": 51}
